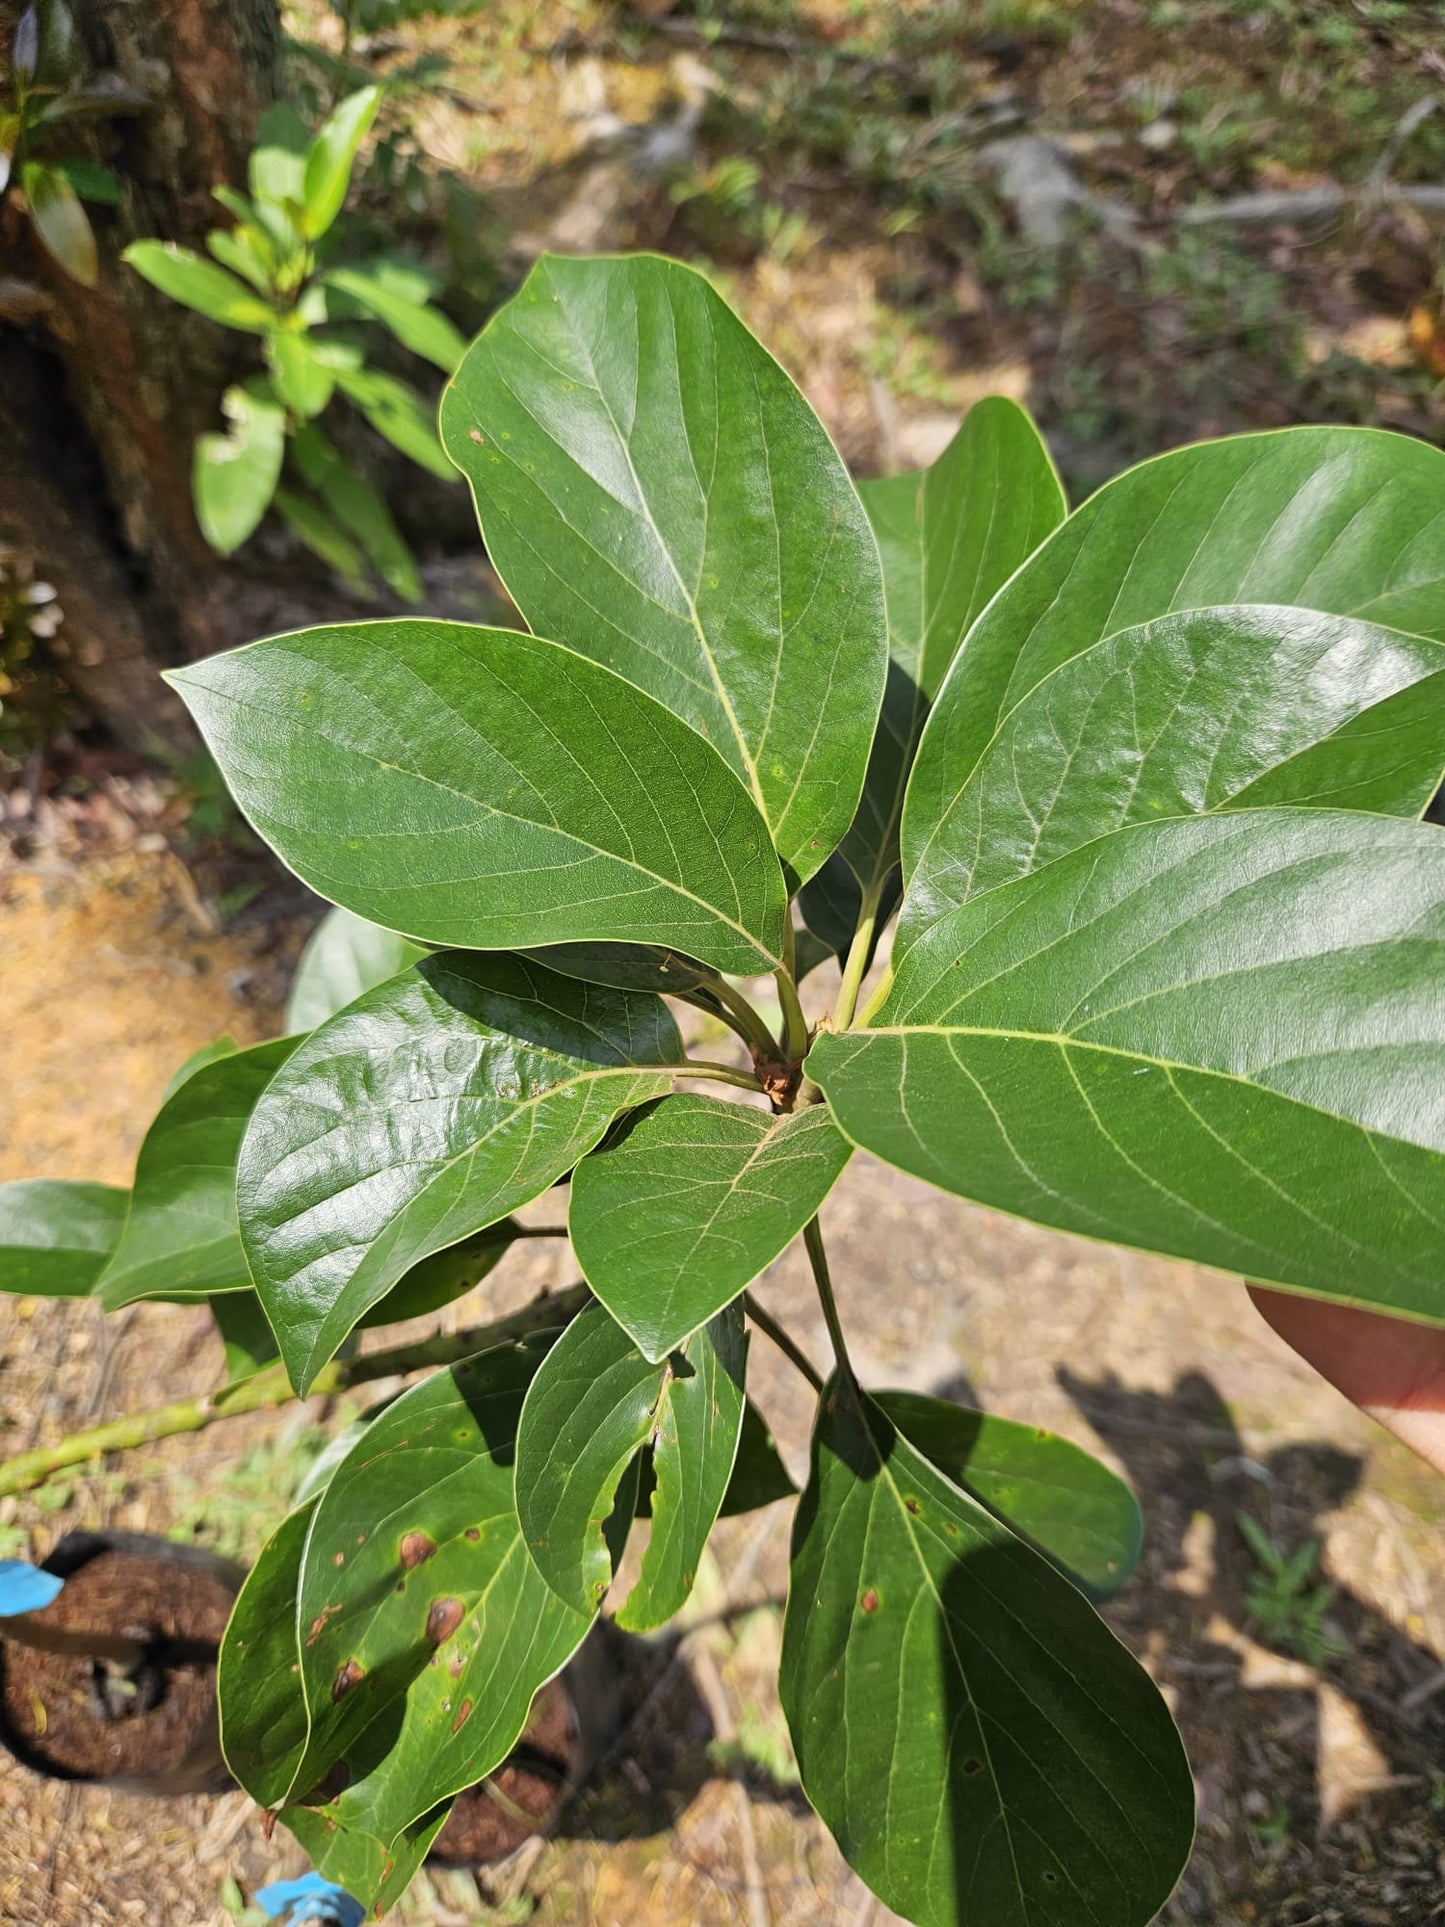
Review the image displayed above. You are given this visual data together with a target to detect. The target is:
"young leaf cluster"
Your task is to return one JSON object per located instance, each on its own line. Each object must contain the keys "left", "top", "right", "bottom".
{"left": 4, "top": 251, "right": 1445, "bottom": 1925}
{"left": 1, "top": 0, "right": 147, "bottom": 287}
{"left": 123, "top": 87, "right": 464, "bottom": 594}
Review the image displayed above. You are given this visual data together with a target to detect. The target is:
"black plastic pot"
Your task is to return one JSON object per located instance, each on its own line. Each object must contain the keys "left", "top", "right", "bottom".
{"left": 0, "top": 1528, "right": 244, "bottom": 1795}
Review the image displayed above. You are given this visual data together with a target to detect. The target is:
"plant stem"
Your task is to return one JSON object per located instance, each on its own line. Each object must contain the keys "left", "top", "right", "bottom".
{"left": 832, "top": 873, "right": 888, "bottom": 1031}
{"left": 702, "top": 978, "right": 779, "bottom": 1058}
{"left": 742, "top": 1292, "right": 824, "bottom": 1392}
{"left": 678, "top": 1060, "right": 764, "bottom": 1093}
{"left": 776, "top": 968, "right": 810, "bottom": 1066}
{"left": 803, "top": 1217, "right": 853, "bottom": 1382}
{"left": 856, "top": 961, "right": 894, "bottom": 1028}
{"left": 0, "top": 1283, "right": 592, "bottom": 1502}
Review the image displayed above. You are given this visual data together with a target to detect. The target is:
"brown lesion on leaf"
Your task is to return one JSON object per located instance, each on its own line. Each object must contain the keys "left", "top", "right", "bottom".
{"left": 426, "top": 1597, "right": 465, "bottom": 1646}
{"left": 452, "top": 1697, "right": 473, "bottom": 1733}
{"left": 400, "top": 1530, "right": 437, "bottom": 1569}
{"left": 306, "top": 1604, "right": 342, "bottom": 1647}
{"left": 331, "top": 1657, "right": 364, "bottom": 1701}
{"left": 860, "top": 1588, "right": 880, "bottom": 1614}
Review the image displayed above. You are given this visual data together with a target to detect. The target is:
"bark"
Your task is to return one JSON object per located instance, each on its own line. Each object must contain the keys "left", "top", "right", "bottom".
{"left": 0, "top": 0, "right": 282, "bottom": 750}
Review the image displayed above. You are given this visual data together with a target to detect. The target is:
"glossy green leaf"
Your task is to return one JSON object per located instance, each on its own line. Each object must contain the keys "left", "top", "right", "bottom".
{"left": 875, "top": 1391, "right": 1142, "bottom": 1600}
{"left": 193, "top": 380, "right": 287, "bottom": 554}
{"left": 273, "top": 487, "right": 369, "bottom": 593}
{"left": 905, "top": 426, "right": 1445, "bottom": 859}
{"left": 514, "top": 1301, "right": 746, "bottom": 1631}
{"left": 519, "top": 940, "right": 719, "bottom": 1001}
{"left": 301, "top": 86, "right": 380, "bottom": 239}
{"left": 291, "top": 423, "right": 421, "bottom": 601}
{"left": 812, "top": 810, "right": 1445, "bottom": 1329}
{"left": 238, "top": 952, "right": 682, "bottom": 1392}
{"left": 96, "top": 1036, "right": 298, "bottom": 1310}
{"left": 0, "top": 1180, "right": 127, "bottom": 1298}
{"left": 334, "top": 364, "right": 452, "bottom": 478}
{"left": 218, "top": 1502, "right": 314, "bottom": 1807}
{"left": 22, "top": 161, "right": 96, "bottom": 285}
{"left": 286, "top": 904, "right": 425, "bottom": 1033}
{"left": 570, "top": 1094, "right": 851, "bottom": 1361}
{"left": 267, "top": 332, "right": 335, "bottom": 418}
{"left": 289, "top": 1339, "right": 591, "bottom": 1843}
{"left": 123, "top": 241, "right": 276, "bottom": 332}
{"left": 54, "top": 158, "right": 121, "bottom": 205}
{"left": 836, "top": 401, "right": 1065, "bottom": 902}
{"left": 285, "top": 1804, "right": 450, "bottom": 1917}
{"left": 324, "top": 265, "right": 465, "bottom": 371}
{"left": 168, "top": 620, "right": 789, "bottom": 976}
{"left": 440, "top": 251, "right": 888, "bottom": 888}
{"left": 904, "top": 605, "right": 1445, "bottom": 932}
{"left": 780, "top": 1379, "right": 1193, "bottom": 1927}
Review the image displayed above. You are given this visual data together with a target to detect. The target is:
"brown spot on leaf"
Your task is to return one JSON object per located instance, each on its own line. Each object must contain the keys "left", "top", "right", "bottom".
{"left": 963, "top": 1757, "right": 982, "bottom": 1776}
{"left": 426, "top": 1597, "right": 465, "bottom": 1646}
{"left": 452, "top": 1697, "right": 473, "bottom": 1733}
{"left": 331, "top": 1658, "right": 364, "bottom": 1702}
{"left": 464, "top": 1527, "right": 480, "bottom": 1542}
{"left": 860, "top": 1589, "right": 879, "bottom": 1614}
{"left": 469, "top": 428, "right": 484, "bottom": 444}
{"left": 333, "top": 1552, "right": 345, "bottom": 1567}
{"left": 260, "top": 1809, "right": 278, "bottom": 1843}
{"left": 400, "top": 1530, "right": 437, "bottom": 1569}
{"left": 306, "top": 1604, "right": 341, "bottom": 1647}
{"left": 904, "top": 1498, "right": 920, "bottom": 1515}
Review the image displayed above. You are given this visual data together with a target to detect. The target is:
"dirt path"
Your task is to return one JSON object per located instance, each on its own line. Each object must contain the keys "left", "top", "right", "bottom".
{"left": 1, "top": 851, "right": 1442, "bottom": 1925}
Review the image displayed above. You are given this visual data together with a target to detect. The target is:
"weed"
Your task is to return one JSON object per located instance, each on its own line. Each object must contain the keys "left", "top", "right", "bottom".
{"left": 1237, "top": 1512, "right": 1349, "bottom": 1671}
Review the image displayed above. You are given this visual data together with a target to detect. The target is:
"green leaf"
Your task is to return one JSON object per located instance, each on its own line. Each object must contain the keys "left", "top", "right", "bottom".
{"left": 122, "top": 241, "right": 276, "bottom": 332}
{"left": 237, "top": 952, "right": 682, "bottom": 1392}
{"left": 291, "top": 423, "right": 421, "bottom": 601}
{"left": 518, "top": 940, "right": 719, "bottom": 1001}
{"left": 514, "top": 1302, "right": 746, "bottom": 1631}
{"left": 285, "top": 1804, "right": 450, "bottom": 1917}
{"left": 324, "top": 264, "right": 465, "bottom": 371}
{"left": 249, "top": 100, "right": 308, "bottom": 232}
{"left": 22, "top": 161, "right": 96, "bottom": 285}
{"left": 286, "top": 904, "right": 425, "bottom": 1033}
{"left": 267, "top": 332, "right": 335, "bottom": 419}
{"left": 875, "top": 1391, "right": 1142, "bottom": 1601}
{"left": 357, "top": 1221, "right": 524, "bottom": 1330}
{"left": 288, "top": 1339, "right": 591, "bottom": 1842}
{"left": 570, "top": 1094, "right": 851, "bottom": 1361}
{"left": 810, "top": 809, "right": 1445, "bottom": 1329}
{"left": 53, "top": 158, "right": 122, "bottom": 205}
{"left": 218, "top": 1502, "right": 314, "bottom": 1806}
{"left": 210, "top": 1289, "right": 280, "bottom": 1378}
{"left": 0, "top": 1180, "right": 127, "bottom": 1298}
{"left": 161, "top": 1032, "right": 240, "bottom": 1103}
{"left": 205, "top": 227, "right": 272, "bottom": 296}
{"left": 779, "top": 1379, "right": 1193, "bottom": 1927}
{"left": 167, "top": 620, "right": 789, "bottom": 976}
{"left": 905, "top": 605, "right": 1445, "bottom": 933}
{"left": 301, "top": 86, "right": 381, "bottom": 240}
{"left": 905, "top": 426, "right": 1445, "bottom": 857}
{"left": 193, "top": 380, "right": 287, "bottom": 554}
{"left": 96, "top": 1036, "right": 299, "bottom": 1310}
{"left": 273, "top": 487, "right": 369, "bottom": 593}
{"left": 719, "top": 1396, "right": 797, "bottom": 1515}
{"left": 439, "top": 252, "right": 888, "bottom": 888}
{"left": 334, "top": 364, "right": 452, "bottom": 478}
{"left": 837, "top": 401, "right": 1066, "bottom": 903}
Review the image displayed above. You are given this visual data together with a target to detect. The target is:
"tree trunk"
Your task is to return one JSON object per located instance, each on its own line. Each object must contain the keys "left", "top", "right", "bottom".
{"left": 0, "top": 0, "right": 282, "bottom": 756}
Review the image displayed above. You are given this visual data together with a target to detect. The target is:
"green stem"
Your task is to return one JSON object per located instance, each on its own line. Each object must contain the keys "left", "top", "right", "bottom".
{"left": 776, "top": 968, "right": 810, "bottom": 1066}
{"left": 831, "top": 872, "right": 888, "bottom": 1031}
{"left": 0, "top": 1283, "right": 592, "bottom": 1502}
{"left": 856, "top": 961, "right": 894, "bottom": 1028}
{"left": 701, "top": 977, "right": 779, "bottom": 1058}
{"left": 742, "top": 1291, "right": 824, "bottom": 1393}
{"left": 678, "top": 1060, "right": 764, "bottom": 1093}
{"left": 803, "top": 1217, "right": 853, "bottom": 1383}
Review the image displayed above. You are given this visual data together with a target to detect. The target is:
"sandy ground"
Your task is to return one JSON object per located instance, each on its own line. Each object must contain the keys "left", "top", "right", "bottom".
{"left": 0, "top": 852, "right": 1442, "bottom": 1927}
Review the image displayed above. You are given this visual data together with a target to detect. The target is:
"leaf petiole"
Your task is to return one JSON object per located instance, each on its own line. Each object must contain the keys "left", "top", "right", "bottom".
{"left": 675, "top": 1059, "right": 765, "bottom": 1093}
{"left": 803, "top": 1216, "right": 854, "bottom": 1382}
{"left": 743, "top": 1290, "right": 824, "bottom": 1392}
{"left": 831, "top": 870, "right": 889, "bottom": 1031}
